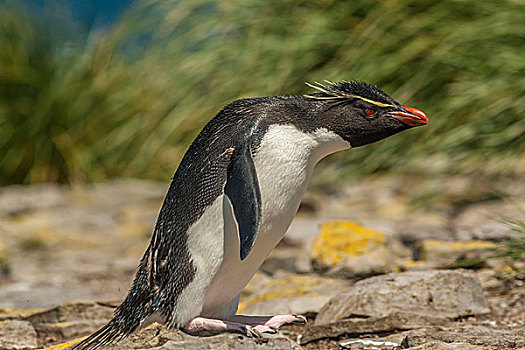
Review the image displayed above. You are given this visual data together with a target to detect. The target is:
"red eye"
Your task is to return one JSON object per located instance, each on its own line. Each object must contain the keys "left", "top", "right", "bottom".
{"left": 365, "top": 109, "right": 375, "bottom": 116}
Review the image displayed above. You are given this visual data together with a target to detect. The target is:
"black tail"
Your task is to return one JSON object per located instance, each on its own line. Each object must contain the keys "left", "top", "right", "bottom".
{"left": 70, "top": 319, "right": 126, "bottom": 350}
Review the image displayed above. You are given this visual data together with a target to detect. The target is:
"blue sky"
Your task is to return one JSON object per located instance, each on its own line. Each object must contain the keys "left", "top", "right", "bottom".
{"left": 27, "top": 0, "right": 135, "bottom": 28}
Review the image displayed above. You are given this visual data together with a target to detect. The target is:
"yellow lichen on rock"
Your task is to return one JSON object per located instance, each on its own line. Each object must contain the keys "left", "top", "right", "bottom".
{"left": 421, "top": 239, "right": 496, "bottom": 253}
{"left": 419, "top": 239, "right": 497, "bottom": 266}
{"left": 0, "top": 307, "right": 47, "bottom": 319}
{"left": 38, "top": 336, "right": 85, "bottom": 350}
{"left": 312, "top": 221, "right": 386, "bottom": 265}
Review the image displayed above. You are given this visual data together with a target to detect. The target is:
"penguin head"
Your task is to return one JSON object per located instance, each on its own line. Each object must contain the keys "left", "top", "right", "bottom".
{"left": 305, "top": 81, "right": 428, "bottom": 147}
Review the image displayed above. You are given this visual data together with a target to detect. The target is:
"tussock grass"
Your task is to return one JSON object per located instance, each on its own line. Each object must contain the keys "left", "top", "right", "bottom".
{"left": 1, "top": 0, "right": 524, "bottom": 185}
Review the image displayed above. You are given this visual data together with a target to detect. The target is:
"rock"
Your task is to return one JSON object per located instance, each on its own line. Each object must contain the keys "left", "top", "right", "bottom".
{"left": 0, "top": 182, "right": 164, "bottom": 310}
{"left": 239, "top": 273, "right": 349, "bottom": 316}
{"left": 77, "top": 180, "right": 165, "bottom": 209}
{"left": 418, "top": 239, "right": 497, "bottom": 267}
{"left": 340, "top": 333, "right": 418, "bottom": 350}
{"left": 311, "top": 221, "right": 394, "bottom": 277}
{"left": 34, "top": 320, "right": 106, "bottom": 345}
{"left": 0, "top": 307, "right": 47, "bottom": 321}
{"left": 400, "top": 326, "right": 525, "bottom": 349}
{"left": 260, "top": 217, "right": 330, "bottom": 275}
{"left": 26, "top": 302, "right": 115, "bottom": 324}
{"left": 17, "top": 302, "right": 116, "bottom": 346}
{"left": 40, "top": 324, "right": 183, "bottom": 350}
{"left": 159, "top": 332, "right": 302, "bottom": 350}
{"left": 315, "top": 270, "right": 490, "bottom": 325}
{"left": 398, "top": 260, "right": 438, "bottom": 271}
{"left": 402, "top": 341, "right": 488, "bottom": 349}
{"left": 102, "top": 324, "right": 184, "bottom": 349}
{"left": 0, "top": 282, "right": 112, "bottom": 310}
{"left": 48, "top": 324, "right": 301, "bottom": 350}
{"left": 399, "top": 212, "right": 455, "bottom": 243}
{"left": 300, "top": 311, "right": 447, "bottom": 344}
{"left": 0, "top": 184, "right": 67, "bottom": 218}
{"left": 261, "top": 239, "right": 313, "bottom": 275}
{"left": 474, "top": 268, "right": 502, "bottom": 291}
{"left": 452, "top": 201, "right": 525, "bottom": 242}
{"left": 339, "top": 337, "right": 402, "bottom": 350}
{"left": 0, "top": 319, "right": 38, "bottom": 350}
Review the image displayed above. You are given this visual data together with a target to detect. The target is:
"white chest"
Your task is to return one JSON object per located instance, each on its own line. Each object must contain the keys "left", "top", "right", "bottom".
{"left": 255, "top": 124, "right": 351, "bottom": 237}
{"left": 255, "top": 125, "right": 333, "bottom": 236}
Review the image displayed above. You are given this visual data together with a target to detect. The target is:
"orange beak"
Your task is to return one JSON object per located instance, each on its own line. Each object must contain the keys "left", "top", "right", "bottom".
{"left": 389, "top": 106, "right": 428, "bottom": 127}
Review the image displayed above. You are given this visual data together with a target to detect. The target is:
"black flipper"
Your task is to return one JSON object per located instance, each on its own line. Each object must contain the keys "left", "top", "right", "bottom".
{"left": 224, "top": 139, "right": 262, "bottom": 261}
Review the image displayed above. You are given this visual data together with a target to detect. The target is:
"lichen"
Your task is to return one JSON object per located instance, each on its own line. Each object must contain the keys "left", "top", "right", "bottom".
{"left": 422, "top": 239, "right": 496, "bottom": 252}
{"left": 311, "top": 221, "right": 386, "bottom": 265}
{"left": 38, "top": 336, "right": 85, "bottom": 350}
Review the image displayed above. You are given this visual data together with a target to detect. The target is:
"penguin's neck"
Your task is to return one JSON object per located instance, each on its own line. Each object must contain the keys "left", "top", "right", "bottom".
{"left": 255, "top": 123, "right": 351, "bottom": 170}
{"left": 306, "top": 126, "right": 352, "bottom": 164}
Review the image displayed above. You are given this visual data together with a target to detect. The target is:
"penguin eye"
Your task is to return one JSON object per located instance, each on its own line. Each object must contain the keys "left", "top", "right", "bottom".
{"left": 365, "top": 109, "right": 375, "bottom": 116}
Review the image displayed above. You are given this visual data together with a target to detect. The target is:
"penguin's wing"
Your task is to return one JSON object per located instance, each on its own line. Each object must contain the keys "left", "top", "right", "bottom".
{"left": 224, "top": 139, "right": 262, "bottom": 261}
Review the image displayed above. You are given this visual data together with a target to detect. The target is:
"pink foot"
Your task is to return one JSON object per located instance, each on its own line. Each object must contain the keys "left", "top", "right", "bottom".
{"left": 182, "top": 316, "right": 262, "bottom": 337}
{"left": 227, "top": 314, "right": 307, "bottom": 334}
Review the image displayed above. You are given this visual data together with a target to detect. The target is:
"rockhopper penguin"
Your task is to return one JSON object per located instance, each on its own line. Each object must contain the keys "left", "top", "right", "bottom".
{"left": 72, "top": 81, "right": 428, "bottom": 349}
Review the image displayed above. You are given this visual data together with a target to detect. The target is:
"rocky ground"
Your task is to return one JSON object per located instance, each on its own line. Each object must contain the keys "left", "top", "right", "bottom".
{"left": 0, "top": 175, "right": 524, "bottom": 350}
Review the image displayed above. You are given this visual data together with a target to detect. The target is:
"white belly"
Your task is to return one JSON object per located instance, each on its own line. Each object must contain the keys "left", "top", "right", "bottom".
{"left": 200, "top": 124, "right": 350, "bottom": 316}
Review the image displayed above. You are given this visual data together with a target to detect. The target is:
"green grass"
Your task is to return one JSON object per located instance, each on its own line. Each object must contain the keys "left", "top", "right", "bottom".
{"left": 1, "top": 0, "right": 524, "bottom": 185}
{"left": 500, "top": 220, "right": 525, "bottom": 268}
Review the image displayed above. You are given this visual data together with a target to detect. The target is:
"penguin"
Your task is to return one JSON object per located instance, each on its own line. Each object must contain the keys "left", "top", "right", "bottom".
{"left": 72, "top": 80, "right": 428, "bottom": 349}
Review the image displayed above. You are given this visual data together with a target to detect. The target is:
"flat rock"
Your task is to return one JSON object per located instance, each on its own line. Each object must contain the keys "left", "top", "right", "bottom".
{"left": 300, "top": 311, "right": 447, "bottom": 344}
{"left": 239, "top": 273, "right": 349, "bottom": 316}
{"left": 26, "top": 301, "right": 115, "bottom": 324}
{"left": 34, "top": 320, "right": 106, "bottom": 346}
{"left": 400, "top": 326, "right": 525, "bottom": 349}
{"left": 315, "top": 269, "right": 490, "bottom": 325}
{"left": 339, "top": 337, "right": 403, "bottom": 350}
{"left": 156, "top": 333, "right": 302, "bottom": 350}
{"left": 0, "top": 319, "right": 38, "bottom": 350}
{"left": 99, "top": 324, "right": 184, "bottom": 349}
{"left": 0, "top": 307, "right": 47, "bottom": 321}
{"left": 403, "top": 341, "right": 489, "bottom": 350}
{"left": 50, "top": 324, "right": 300, "bottom": 350}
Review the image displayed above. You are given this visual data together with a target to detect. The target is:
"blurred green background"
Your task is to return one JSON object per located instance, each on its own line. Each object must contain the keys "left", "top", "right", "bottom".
{"left": 1, "top": 0, "right": 524, "bottom": 186}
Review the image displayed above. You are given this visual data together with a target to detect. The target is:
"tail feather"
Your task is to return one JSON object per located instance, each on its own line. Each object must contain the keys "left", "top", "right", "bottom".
{"left": 71, "top": 320, "right": 125, "bottom": 350}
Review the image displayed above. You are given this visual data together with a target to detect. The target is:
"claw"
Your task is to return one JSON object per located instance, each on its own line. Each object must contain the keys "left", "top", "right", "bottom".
{"left": 246, "top": 325, "right": 262, "bottom": 338}
{"left": 292, "top": 315, "right": 307, "bottom": 324}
